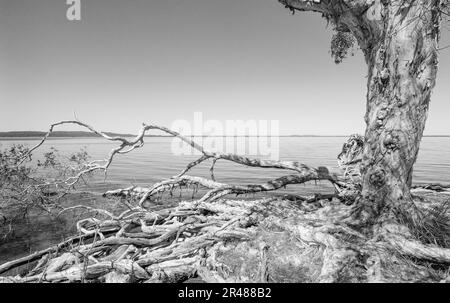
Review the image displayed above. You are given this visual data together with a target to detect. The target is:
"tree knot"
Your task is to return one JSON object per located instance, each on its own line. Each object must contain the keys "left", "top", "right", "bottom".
{"left": 369, "top": 169, "right": 386, "bottom": 187}
{"left": 383, "top": 132, "right": 400, "bottom": 151}
{"left": 379, "top": 68, "right": 390, "bottom": 85}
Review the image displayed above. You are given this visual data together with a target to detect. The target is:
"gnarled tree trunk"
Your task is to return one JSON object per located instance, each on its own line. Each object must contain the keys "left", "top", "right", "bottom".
{"left": 281, "top": 0, "right": 442, "bottom": 224}
{"left": 357, "top": 1, "right": 441, "bottom": 223}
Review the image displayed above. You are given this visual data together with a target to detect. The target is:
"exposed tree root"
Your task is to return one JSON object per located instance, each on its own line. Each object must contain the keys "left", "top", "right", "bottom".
{"left": 1, "top": 195, "right": 448, "bottom": 283}
{"left": 1, "top": 120, "right": 449, "bottom": 283}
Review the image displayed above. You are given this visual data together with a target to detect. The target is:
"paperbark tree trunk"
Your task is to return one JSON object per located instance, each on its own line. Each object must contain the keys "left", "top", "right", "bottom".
{"left": 356, "top": 1, "right": 441, "bottom": 222}
{"left": 279, "top": 0, "right": 443, "bottom": 223}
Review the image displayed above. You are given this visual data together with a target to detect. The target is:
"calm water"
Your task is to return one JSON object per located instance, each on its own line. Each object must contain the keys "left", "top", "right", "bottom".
{"left": 1, "top": 136, "right": 449, "bottom": 195}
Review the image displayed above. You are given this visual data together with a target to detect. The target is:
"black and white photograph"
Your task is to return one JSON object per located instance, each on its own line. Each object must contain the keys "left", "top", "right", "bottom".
{"left": 1, "top": 0, "right": 450, "bottom": 288}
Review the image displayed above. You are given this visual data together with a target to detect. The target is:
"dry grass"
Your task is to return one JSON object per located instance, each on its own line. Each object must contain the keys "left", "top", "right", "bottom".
{"left": 398, "top": 198, "right": 450, "bottom": 248}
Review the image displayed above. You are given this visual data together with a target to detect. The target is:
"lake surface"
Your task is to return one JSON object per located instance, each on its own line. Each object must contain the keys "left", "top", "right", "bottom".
{"left": 1, "top": 136, "right": 449, "bottom": 196}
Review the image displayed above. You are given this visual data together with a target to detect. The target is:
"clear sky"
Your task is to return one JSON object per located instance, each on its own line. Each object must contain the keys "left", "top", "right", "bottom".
{"left": 1, "top": 0, "right": 449, "bottom": 135}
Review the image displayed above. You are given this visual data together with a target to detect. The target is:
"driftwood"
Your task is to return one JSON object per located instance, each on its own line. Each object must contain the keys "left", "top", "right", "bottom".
{"left": 0, "top": 234, "right": 90, "bottom": 275}
{"left": 411, "top": 184, "right": 450, "bottom": 195}
{"left": 1, "top": 120, "right": 449, "bottom": 283}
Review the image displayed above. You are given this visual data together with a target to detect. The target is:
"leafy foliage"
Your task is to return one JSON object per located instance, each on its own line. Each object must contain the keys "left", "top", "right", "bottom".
{"left": 330, "top": 29, "right": 356, "bottom": 64}
{"left": 0, "top": 144, "right": 91, "bottom": 240}
{"left": 37, "top": 146, "right": 90, "bottom": 181}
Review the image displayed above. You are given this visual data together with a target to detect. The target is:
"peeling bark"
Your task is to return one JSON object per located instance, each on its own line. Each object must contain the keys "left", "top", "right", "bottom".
{"left": 281, "top": 0, "right": 443, "bottom": 222}
{"left": 357, "top": 1, "right": 441, "bottom": 221}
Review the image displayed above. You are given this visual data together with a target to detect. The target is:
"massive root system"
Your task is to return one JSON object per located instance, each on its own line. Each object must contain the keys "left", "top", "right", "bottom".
{"left": 0, "top": 121, "right": 449, "bottom": 283}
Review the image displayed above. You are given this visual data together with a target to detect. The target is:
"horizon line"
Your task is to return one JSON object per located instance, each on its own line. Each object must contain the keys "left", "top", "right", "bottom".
{"left": 1, "top": 131, "right": 450, "bottom": 138}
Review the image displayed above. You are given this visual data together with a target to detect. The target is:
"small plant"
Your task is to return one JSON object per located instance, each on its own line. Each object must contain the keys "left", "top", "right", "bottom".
{"left": 37, "top": 146, "right": 91, "bottom": 181}
{"left": 0, "top": 144, "right": 91, "bottom": 240}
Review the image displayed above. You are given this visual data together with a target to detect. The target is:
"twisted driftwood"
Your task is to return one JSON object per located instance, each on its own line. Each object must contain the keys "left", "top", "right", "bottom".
{"left": 1, "top": 121, "right": 449, "bottom": 283}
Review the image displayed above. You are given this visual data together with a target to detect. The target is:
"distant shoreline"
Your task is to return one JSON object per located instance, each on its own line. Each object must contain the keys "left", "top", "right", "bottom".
{"left": 0, "top": 131, "right": 450, "bottom": 138}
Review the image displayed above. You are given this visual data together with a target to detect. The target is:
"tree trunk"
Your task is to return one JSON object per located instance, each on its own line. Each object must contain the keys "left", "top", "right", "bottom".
{"left": 356, "top": 1, "right": 441, "bottom": 223}
{"left": 279, "top": 1, "right": 443, "bottom": 223}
